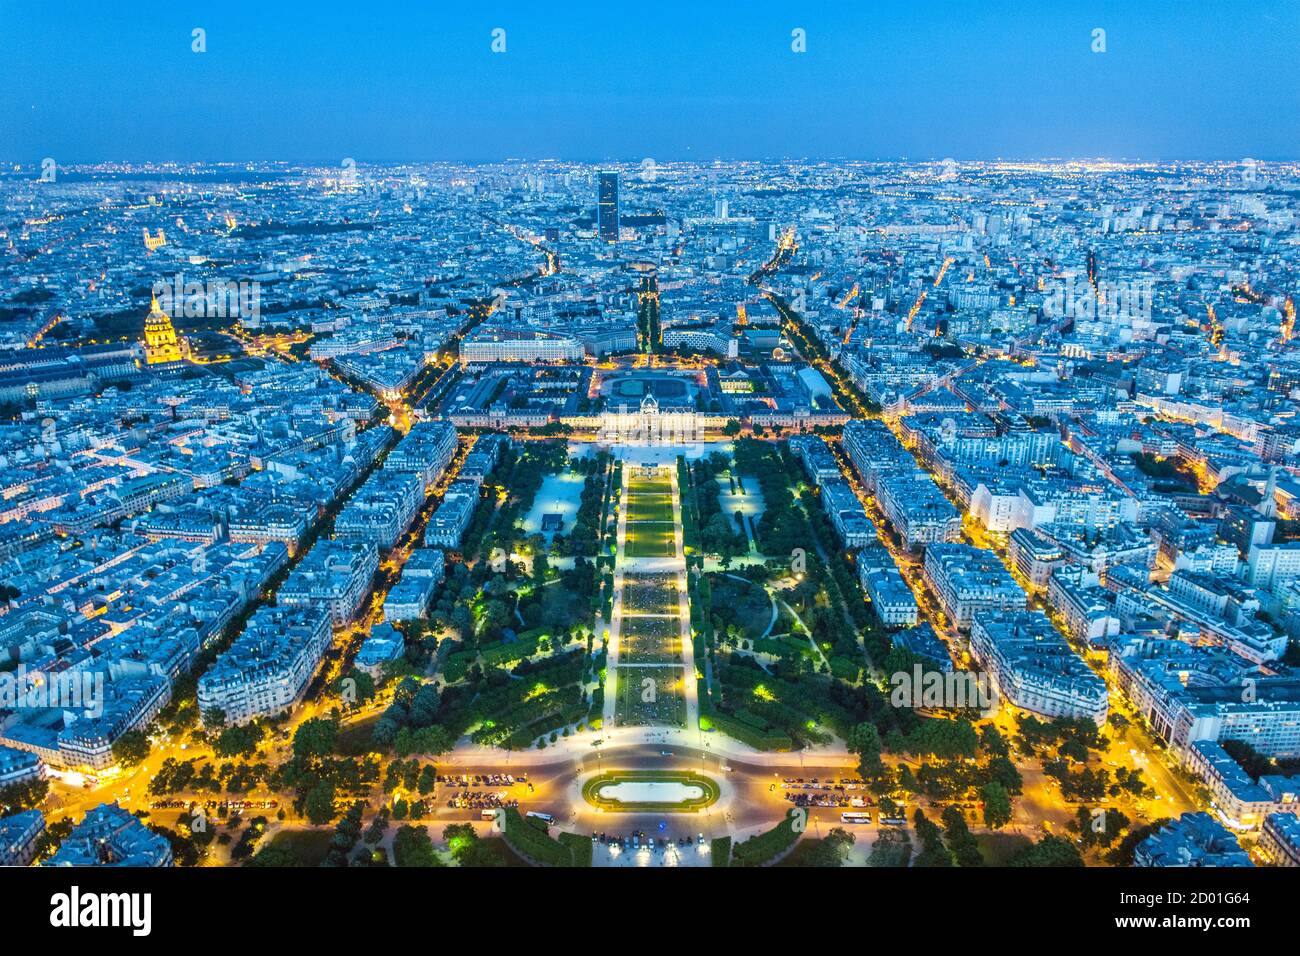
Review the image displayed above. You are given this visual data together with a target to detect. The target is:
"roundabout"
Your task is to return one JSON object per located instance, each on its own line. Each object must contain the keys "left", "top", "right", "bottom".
{"left": 582, "top": 770, "right": 721, "bottom": 813}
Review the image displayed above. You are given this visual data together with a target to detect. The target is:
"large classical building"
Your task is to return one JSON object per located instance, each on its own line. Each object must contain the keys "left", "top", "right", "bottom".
{"left": 600, "top": 394, "right": 705, "bottom": 445}
{"left": 142, "top": 294, "right": 187, "bottom": 365}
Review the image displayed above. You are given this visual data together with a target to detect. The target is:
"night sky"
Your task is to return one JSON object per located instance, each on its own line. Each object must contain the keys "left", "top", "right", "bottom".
{"left": 3, "top": 0, "right": 1296, "bottom": 162}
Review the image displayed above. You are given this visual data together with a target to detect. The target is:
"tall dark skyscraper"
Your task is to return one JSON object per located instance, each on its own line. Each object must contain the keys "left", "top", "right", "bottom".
{"left": 597, "top": 171, "right": 620, "bottom": 242}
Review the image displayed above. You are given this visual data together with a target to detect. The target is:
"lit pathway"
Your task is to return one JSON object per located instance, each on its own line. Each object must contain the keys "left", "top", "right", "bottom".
{"left": 669, "top": 461, "right": 701, "bottom": 731}
{"left": 601, "top": 462, "right": 631, "bottom": 730}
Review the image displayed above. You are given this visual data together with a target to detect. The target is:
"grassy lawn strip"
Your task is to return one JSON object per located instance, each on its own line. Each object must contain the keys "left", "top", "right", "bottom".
{"left": 627, "top": 495, "right": 674, "bottom": 523}
{"left": 625, "top": 521, "right": 676, "bottom": 558}
{"left": 259, "top": 828, "right": 335, "bottom": 866}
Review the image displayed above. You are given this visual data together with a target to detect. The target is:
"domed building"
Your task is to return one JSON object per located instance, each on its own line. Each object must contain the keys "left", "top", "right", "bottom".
{"left": 142, "top": 294, "right": 187, "bottom": 365}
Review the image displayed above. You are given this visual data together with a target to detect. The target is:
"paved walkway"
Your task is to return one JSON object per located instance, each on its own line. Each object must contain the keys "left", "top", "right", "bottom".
{"left": 669, "top": 462, "right": 701, "bottom": 731}
{"left": 435, "top": 723, "right": 854, "bottom": 768}
{"left": 601, "top": 463, "right": 631, "bottom": 729}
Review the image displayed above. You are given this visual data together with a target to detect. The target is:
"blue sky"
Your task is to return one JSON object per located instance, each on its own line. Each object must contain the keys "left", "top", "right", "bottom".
{"left": 2, "top": 0, "right": 1296, "bottom": 162}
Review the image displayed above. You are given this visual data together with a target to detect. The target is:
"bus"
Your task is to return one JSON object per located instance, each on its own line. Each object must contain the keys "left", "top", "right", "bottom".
{"left": 526, "top": 811, "right": 555, "bottom": 824}
{"left": 840, "top": 811, "right": 872, "bottom": 825}
{"left": 880, "top": 816, "right": 907, "bottom": 827}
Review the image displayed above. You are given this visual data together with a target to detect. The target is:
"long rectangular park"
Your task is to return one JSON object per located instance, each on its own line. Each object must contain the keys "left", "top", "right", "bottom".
{"left": 605, "top": 465, "right": 697, "bottom": 729}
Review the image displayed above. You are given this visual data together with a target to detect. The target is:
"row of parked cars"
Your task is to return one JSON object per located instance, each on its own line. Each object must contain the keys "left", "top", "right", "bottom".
{"left": 597, "top": 830, "right": 706, "bottom": 851}
{"left": 780, "top": 777, "right": 864, "bottom": 790}
{"left": 149, "top": 798, "right": 279, "bottom": 812}
{"left": 437, "top": 773, "right": 527, "bottom": 787}
{"left": 446, "top": 792, "right": 518, "bottom": 810}
{"left": 785, "top": 792, "right": 858, "bottom": 808}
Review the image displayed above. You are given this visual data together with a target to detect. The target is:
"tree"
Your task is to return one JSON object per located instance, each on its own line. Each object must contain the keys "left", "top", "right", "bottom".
{"left": 407, "top": 684, "right": 441, "bottom": 729}
{"left": 417, "top": 764, "right": 437, "bottom": 796}
{"left": 213, "top": 724, "right": 259, "bottom": 759}
{"left": 294, "top": 717, "right": 338, "bottom": 760}
{"left": 0, "top": 778, "right": 49, "bottom": 815}
{"left": 393, "top": 725, "right": 453, "bottom": 757}
{"left": 985, "top": 755, "right": 1024, "bottom": 794}
{"left": 802, "top": 827, "right": 855, "bottom": 867}
{"left": 247, "top": 844, "right": 297, "bottom": 867}
{"left": 939, "top": 806, "right": 984, "bottom": 867}
{"left": 868, "top": 827, "right": 912, "bottom": 867}
{"left": 338, "top": 669, "right": 376, "bottom": 707}
{"left": 906, "top": 716, "right": 979, "bottom": 759}
{"left": 480, "top": 599, "right": 510, "bottom": 636}
{"left": 1010, "top": 835, "right": 1084, "bottom": 867}
{"left": 1076, "top": 806, "right": 1130, "bottom": 848}
{"left": 111, "top": 730, "right": 151, "bottom": 768}
{"left": 847, "top": 721, "right": 885, "bottom": 780}
{"left": 303, "top": 781, "right": 337, "bottom": 826}
{"left": 979, "top": 724, "right": 1010, "bottom": 759}
{"left": 980, "top": 782, "right": 1013, "bottom": 830}
{"left": 847, "top": 721, "right": 883, "bottom": 761}
{"left": 371, "top": 716, "right": 401, "bottom": 749}
{"left": 1108, "top": 819, "right": 1169, "bottom": 866}
{"left": 531, "top": 549, "right": 550, "bottom": 588}
{"left": 393, "top": 825, "right": 442, "bottom": 867}
{"left": 442, "top": 822, "right": 504, "bottom": 867}
{"left": 911, "top": 809, "right": 954, "bottom": 867}
{"left": 451, "top": 604, "right": 474, "bottom": 640}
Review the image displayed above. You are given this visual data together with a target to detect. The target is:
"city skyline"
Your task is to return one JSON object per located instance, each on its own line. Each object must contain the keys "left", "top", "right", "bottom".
{"left": 0, "top": 3, "right": 1293, "bottom": 931}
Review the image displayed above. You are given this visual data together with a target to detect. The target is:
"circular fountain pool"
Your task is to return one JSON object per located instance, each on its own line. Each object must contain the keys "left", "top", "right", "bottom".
{"left": 582, "top": 771, "right": 721, "bottom": 813}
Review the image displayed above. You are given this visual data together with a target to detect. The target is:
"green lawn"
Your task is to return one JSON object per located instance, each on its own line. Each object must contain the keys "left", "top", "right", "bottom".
{"left": 974, "top": 831, "right": 1034, "bottom": 865}
{"left": 627, "top": 494, "right": 674, "bottom": 523}
{"left": 263, "top": 828, "right": 336, "bottom": 866}
{"left": 335, "top": 712, "right": 382, "bottom": 756}
{"left": 614, "top": 665, "right": 688, "bottom": 727}
{"left": 628, "top": 477, "right": 673, "bottom": 496}
{"left": 465, "top": 837, "right": 530, "bottom": 867}
{"left": 625, "top": 521, "right": 677, "bottom": 558}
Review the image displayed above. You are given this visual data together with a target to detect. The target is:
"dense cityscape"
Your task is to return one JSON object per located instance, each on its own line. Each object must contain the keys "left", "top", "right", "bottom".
{"left": 0, "top": 155, "right": 1295, "bottom": 883}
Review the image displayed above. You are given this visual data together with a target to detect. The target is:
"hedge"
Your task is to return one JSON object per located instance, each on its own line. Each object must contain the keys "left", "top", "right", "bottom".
{"left": 502, "top": 701, "right": 589, "bottom": 749}
{"left": 502, "top": 808, "right": 573, "bottom": 866}
{"left": 480, "top": 635, "right": 542, "bottom": 668}
{"left": 557, "top": 831, "right": 593, "bottom": 867}
{"left": 700, "top": 708, "right": 793, "bottom": 752}
{"left": 711, "top": 836, "right": 732, "bottom": 867}
{"left": 732, "top": 815, "right": 801, "bottom": 867}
